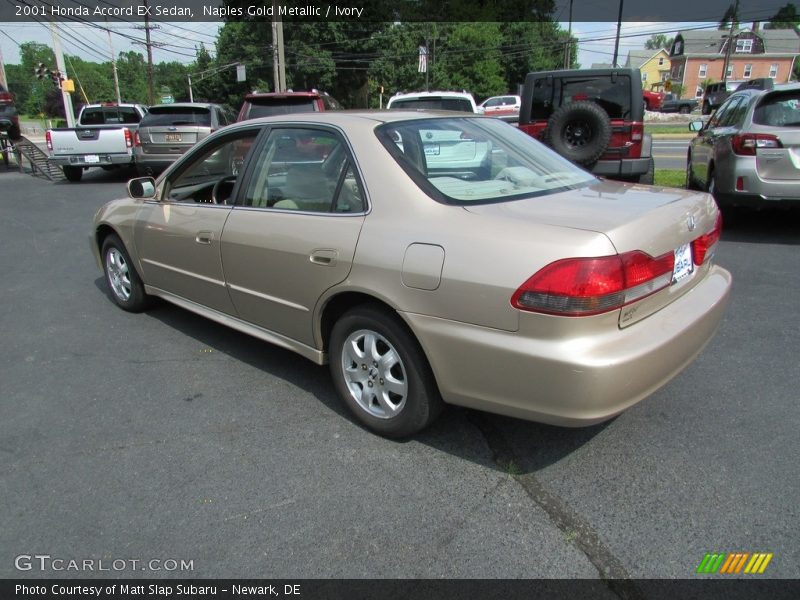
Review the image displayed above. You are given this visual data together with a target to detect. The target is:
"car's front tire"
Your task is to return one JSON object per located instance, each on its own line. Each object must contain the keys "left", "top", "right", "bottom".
{"left": 329, "top": 305, "right": 443, "bottom": 438}
{"left": 101, "top": 234, "right": 149, "bottom": 312}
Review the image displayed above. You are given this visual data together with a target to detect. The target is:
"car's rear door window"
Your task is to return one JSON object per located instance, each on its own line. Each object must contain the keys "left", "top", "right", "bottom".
{"left": 140, "top": 106, "right": 212, "bottom": 127}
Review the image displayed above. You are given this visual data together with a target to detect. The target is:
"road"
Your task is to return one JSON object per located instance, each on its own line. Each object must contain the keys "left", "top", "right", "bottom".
{"left": 1, "top": 165, "right": 799, "bottom": 594}
{"left": 653, "top": 138, "right": 690, "bottom": 170}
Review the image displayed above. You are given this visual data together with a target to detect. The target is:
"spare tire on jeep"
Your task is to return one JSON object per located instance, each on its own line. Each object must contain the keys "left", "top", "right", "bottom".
{"left": 542, "top": 101, "right": 612, "bottom": 167}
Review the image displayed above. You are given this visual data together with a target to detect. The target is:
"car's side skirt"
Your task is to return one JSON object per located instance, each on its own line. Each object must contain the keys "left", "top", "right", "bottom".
{"left": 145, "top": 285, "right": 327, "bottom": 365}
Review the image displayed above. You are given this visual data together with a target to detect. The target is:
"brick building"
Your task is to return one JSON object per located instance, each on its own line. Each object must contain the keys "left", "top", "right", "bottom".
{"left": 668, "top": 26, "right": 800, "bottom": 99}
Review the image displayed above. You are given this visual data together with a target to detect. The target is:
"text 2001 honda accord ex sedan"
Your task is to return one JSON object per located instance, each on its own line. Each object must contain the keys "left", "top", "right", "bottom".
{"left": 91, "top": 111, "right": 731, "bottom": 438}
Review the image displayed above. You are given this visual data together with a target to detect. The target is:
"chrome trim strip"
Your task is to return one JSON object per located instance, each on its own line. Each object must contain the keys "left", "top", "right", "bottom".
{"left": 141, "top": 258, "right": 226, "bottom": 287}
{"left": 226, "top": 283, "right": 309, "bottom": 312}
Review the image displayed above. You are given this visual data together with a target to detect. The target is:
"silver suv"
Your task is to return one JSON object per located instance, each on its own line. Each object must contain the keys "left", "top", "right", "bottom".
{"left": 134, "top": 103, "right": 234, "bottom": 174}
{"left": 687, "top": 84, "right": 800, "bottom": 209}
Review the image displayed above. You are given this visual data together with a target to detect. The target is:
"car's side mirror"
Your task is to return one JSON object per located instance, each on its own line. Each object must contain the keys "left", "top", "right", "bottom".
{"left": 128, "top": 176, "right": 156, "bottom": 199}
{"left": 689, "top": 120, "right": 704, "bottom": 132}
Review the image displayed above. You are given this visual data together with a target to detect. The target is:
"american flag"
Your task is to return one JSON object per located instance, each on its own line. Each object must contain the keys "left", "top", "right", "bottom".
{"left": 418, "top": 45, "right": 428, "bottom": 73}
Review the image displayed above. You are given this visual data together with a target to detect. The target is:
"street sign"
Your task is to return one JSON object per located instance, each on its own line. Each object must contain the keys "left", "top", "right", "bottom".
{"left": 160, "top": 95, "right": 174, "bottom": 104}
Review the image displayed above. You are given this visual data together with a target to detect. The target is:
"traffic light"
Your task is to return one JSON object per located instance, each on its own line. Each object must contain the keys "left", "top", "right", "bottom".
{"left": 49, "top": 69, "right": 65, "bottom": 88}
{"left": 35, "top": 63, "right": 47, "bottom": 80}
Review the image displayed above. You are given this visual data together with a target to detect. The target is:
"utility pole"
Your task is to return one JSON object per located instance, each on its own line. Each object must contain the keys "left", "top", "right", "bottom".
{"left": 105, "top": 18, "right": 122, "bottom": 104}
{"left": 564, "top": 0, "right": 573, "bottom": 69}
{"left": 271, "top": 0, "right": 286, "bottom": 92}
{"left": 722, "top": 0, "right": 739, "bottom": 86}
{"left": 50, "top": 22, "right": 75, "bottom": 127}
{"left": 0, "top": 46, "right": 8, "bottom": 88}
{"left": 142, "top": 0, "right": 155, "bottom": 105}
{"left": 612, "top": 0, "right": 624, "bottom": 68}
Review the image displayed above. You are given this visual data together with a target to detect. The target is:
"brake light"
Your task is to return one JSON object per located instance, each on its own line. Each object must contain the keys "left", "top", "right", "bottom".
{"left": 631, "top": 121, "right": 644, "bottom": 141}
{"left": 133, "top": 131, "right": 141, "bottom": 147}
{"left": 0, "top": 91, "right": 13, "bottom": 104}
{"left": 511, "top": 250, "right": 675, "bottom": 316}
{"left": 124, "top": 128, "right": 133, "bottom": 148}
{"left": 731, "top": 133, "right": 781, "bottom": 156}
{"left": 46, "top": 130, "right": 52, "bottom": 151}
{"left": 692, "top": 213, "right": 723, "bottom": 266}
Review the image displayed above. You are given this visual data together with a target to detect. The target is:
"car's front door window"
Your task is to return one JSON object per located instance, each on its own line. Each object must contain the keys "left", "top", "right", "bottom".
{"left": 164, "top": 129, "right": 260, "bottom": 204}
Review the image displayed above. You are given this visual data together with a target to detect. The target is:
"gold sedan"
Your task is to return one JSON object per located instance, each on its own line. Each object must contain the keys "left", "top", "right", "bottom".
{"left": 92, "top": 111, "right": 731, "bottom": 437}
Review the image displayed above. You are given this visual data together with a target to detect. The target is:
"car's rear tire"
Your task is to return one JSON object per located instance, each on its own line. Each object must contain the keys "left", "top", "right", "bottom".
{"left": 686, "top": 154, "right": 701, "bottom": 190}
{"left": 542, "top": 101, "right": 612, "bottom": 167}
{"left": 101, "top": 234, "right": 149, "bottom": 312}
{"left": 63, "top": 165, "right": 83, "bottom": 182}
{"left": 329, "top": 305, "right": 443, "bottom": 438}
{"left": 679, "top": 105, "right": 691, "bottom": 114}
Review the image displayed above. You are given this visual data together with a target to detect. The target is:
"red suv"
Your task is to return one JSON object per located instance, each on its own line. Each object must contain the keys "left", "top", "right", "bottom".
{"left": 236, "top": 90, "right": 342, "bottom": 122}
{"left": 0, "top": 83, "right": 21, "bottom": 140}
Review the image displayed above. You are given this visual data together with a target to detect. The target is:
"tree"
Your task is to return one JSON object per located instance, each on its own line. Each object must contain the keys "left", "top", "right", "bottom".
{"left": 719, "top": 3, "right": 739, "bottom": 29}
{"left": 644, "top": 34, "right": 674, "bottom": 51}
{"left": 765, "top": 3, "right": 799, "bottom": 29}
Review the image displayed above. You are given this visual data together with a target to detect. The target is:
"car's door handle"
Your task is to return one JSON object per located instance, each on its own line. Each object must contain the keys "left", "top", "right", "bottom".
{"left": 196, "top": 231, "right": 213, "bottom": 245}
{"left": 310, "top": 249, "right": 337, "bottom": 266}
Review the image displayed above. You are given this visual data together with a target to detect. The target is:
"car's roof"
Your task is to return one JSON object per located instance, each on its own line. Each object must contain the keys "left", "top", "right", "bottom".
{"left": 148, "top": 102, "right": 217, "bottom": 109}
{"left": 244, "top": 91, "right": 324, "bottom": 99}
{"left": 224, "top": 110, "right": 486, "bottom": 130}
{"left": 391, "top": 91, "right": 474, "bottom": 98}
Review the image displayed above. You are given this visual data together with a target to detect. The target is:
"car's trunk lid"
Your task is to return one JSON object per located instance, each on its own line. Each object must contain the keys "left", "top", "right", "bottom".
{"left": 464, "top": 179, "right": 720, "bottom": 326}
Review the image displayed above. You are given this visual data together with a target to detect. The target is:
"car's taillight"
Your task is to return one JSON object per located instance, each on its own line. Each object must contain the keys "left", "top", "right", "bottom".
{"left": 731, "top": 133, "right": 781, "bottom": 156}
{"left": 46, "top": 130, "right": 52, "bottom": 151}
{"left": 631, "top": 121, "right": 644, "bottom": 141}
{"left": 124, "top": 128, "right": 133, "bottom": 148}
{"left": 133, "top": 131, "right": 141, "bottom": 147}
{"left": 692, "top": 213, "right": 723, "bottom": 266}
{"left": 511, "top": 250, "right": 675, "bottom": 317}
{"left": 0, "top": 91, "right": 13, "bottom": 105}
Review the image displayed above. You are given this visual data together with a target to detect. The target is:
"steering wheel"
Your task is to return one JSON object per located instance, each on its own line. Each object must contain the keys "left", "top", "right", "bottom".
{"left": 211, "top": 175, "right": 238, "bottom": 204}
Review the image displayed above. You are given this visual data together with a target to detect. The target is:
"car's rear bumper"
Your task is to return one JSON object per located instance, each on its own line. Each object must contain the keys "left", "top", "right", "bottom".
{"left": 51, "top": 154, "right": 134, "bottom": 167}
{"left": 402, "top": 264, "right": 731, "bottom": 427}
{"left": 593, "top": 157, "right": 651, "bottom": 177}
{"left": 716, "top": 160, "right": 800, "bottom": 207}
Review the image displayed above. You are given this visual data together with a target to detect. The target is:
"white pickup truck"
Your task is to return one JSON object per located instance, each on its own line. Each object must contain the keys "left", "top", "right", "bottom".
{"left": 47, "top": 103, "right": 147, "bottom": 182}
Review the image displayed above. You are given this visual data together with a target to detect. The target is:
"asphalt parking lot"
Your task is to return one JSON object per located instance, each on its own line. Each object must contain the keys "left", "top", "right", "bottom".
{"left": 1, "top": 165, "right": 798, "bottom": 590}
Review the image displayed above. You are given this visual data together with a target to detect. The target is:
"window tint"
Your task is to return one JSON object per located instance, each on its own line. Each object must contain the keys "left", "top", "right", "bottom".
{"left": 165, "top": 129, "right": 259, "bottom": 204}
{"left": 753, "top": 91, "right": 800, "bottom": 127}
{"left": 243, "top": 128, "right": 364, "bottom": 213}
{"left": 80, "top": 106, "right": 141, "bottom": 125}
{"left": 140, "top": 106, "right": 212, "bottom": 127}
{"left": 376, "top": 117, "right": 594, "bottom": 205}
{"left": 245, "top": 98, "right": 316, "bottom": 119}
{"left": 531, "top": 75, "right": 632, "bottom": 120}
{"left": 389, "top": 97, "right": 474, "bottom": 112}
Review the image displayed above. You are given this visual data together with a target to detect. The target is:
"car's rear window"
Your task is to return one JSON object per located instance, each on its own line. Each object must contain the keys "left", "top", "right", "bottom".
{"left": 140, "top": 106, "right": 211, "bottom": 127}
{"left": 376, "top": 117, "right": 595, "bottom": 205}
{"left": 80, "top": 107, "right": 141, "bottom": 125}
{"left": 531, "top": 75, "right": 632, "bottom": 120}
{"left": 389, "top": 97, "right": 474, "bottom": 112}
{"left": 245, "top": 97, "right": 317, "bottom": 118}
{"left": 753, "top": 91, "right": 800, "bottom": 127}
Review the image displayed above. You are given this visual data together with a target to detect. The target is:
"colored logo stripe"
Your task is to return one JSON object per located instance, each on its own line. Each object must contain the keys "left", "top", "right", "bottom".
{"left": 697, "top": 552, "right": 773, "bottom": 574}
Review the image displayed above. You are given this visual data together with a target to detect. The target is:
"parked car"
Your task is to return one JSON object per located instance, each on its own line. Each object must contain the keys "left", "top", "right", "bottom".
{"left": 0, "top": 82, "right": 21, "bottom": 140}
{"left": 518, "top": 68, "right": 654, "bottom": 183}
{"left": 134, "top": 103, "right": 235, "bottom": 174}
{"left": 701, "top": 81, "right": 737, "bottom": 115}
{"left": 734, "top": 77, "right": 775, "bottom": 93}
{"left": 687, "top": 83, "right": 800, "bottom": 209}
{"left": 46, "top": 103, "right": 148, "bottom": 182}
{"left": 479, "top": 94, "right": 521, "bottom": 119}
{"left": 386, "top": 91, "right": 480, "bottom": 113}
{"left": 236, "top": 90, "right": 341, "bottom": 122}
{"left": 92, "top": 111, "right": 730, "bottom": 438}
{"left": 660, "top": 93, "right": 698, "bottom": 114}
{"left": 643, "top": 89, "right": 664, "bottom": 111}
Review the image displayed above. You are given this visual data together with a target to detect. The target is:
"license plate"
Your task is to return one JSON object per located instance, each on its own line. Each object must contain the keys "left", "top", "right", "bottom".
{"left": 165, "top": 134, "right": 182, "bottom": 142}
{"left": 424, "top": 144, "right": 440, "bottom": 156}
{"left": 84, "top": 154, "right": 100, "bottom": 164}
{"left": 673, "top": 243, "right": 694, "bottom": 283}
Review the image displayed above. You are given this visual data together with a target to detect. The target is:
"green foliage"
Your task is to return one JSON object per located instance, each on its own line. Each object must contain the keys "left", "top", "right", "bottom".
{"left": 644, "top": 34, "right": 674, "bottom": 51}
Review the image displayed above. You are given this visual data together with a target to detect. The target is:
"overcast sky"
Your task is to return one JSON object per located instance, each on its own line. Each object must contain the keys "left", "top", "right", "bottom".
{"left": 1, "top": 20, "right": 717, "bottom": 79}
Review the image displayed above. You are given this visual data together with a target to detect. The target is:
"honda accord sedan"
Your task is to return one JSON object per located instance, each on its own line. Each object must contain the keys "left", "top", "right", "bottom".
{"left": 92, "top": 112, "right": 731, "bottom": 437}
